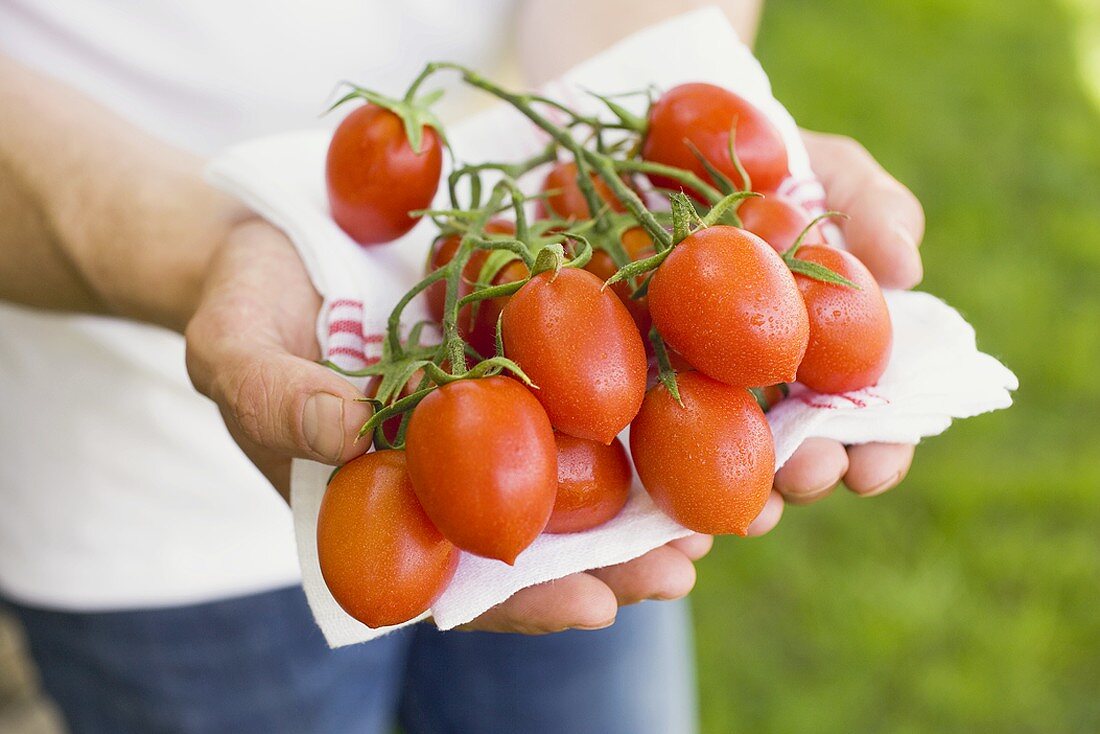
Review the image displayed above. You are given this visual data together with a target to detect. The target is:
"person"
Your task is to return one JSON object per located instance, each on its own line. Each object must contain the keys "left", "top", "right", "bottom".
{"left": 0, "top": 1, "right": 925, "bottom": 732}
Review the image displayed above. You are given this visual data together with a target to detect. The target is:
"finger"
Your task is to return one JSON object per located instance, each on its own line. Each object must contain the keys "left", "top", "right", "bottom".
{"left": 773, "top": 437, "right": 849, "bottom": 505}
{"left": 844, "top": 443, "right": 916, "bottom": 497}
{"left": 802, "top": 130, "right": 925, "bottom": 289}
{"left": 745, "top": 490, "right": 785, "bottom": 537}
{"left": 668, "top": 533, "right": 714, "bottom": 561}
{"left": 588, "top": 545, "right": 696, "bottom": 606}
{"left": 190, "top": 342, "right": 373, "bottom": 465}
{"left": 459, "top": 573, "right": 618, "bottom": 634}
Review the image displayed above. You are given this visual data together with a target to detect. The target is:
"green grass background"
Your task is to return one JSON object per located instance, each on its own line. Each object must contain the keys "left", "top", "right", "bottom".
{"left": 692, "top": 1, "right": 1100, "bottom": 731}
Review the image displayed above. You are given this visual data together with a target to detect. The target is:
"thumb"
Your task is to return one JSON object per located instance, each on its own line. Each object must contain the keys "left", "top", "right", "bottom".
{"left": 209, "top": 347, "right": 373, "bottom": 465}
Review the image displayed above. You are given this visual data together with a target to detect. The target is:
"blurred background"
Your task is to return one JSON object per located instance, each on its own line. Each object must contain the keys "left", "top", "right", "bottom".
{"left": 1, "top": 0, "right": 1097, "bottom": 732}
{"left": 693, "top": 0, "right": 1100, "bottom": 731}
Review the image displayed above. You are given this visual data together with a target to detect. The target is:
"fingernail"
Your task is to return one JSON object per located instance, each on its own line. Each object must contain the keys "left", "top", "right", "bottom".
{"left": 859, "top": 470, "right": 903, "bottom": 498}
{"left": 575, "top": 617, "right": 616, "bottom": 631}
{"left": 788, "top": 482, "right": 838, "bottom": 506}
{"left": 893, "top": 221, "right": 920, "bottom": 251}
{"left": 303, "top": 393, "right": 345, "bottom": 461}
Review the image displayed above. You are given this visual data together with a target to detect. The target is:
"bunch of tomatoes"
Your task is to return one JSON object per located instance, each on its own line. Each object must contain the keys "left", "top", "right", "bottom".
{"left": 318, "top": 64, "right": 893, "bottom": 628}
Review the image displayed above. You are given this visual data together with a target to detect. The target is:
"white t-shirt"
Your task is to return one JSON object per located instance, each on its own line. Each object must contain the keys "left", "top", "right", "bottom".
{"left": 0, "top": 0, "right": 514, "bottom": 610}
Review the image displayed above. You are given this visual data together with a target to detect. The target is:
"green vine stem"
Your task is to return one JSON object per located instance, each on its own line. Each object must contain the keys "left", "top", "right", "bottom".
{"left": 528, "top": 93, "right": 641, "bottom": 132}
{"left": 602, "top": 190, "right": 758, "bottom": 294}
{"left": 378, "top": 185, "right": 516, "bottom": 375}
{"left": 782, "top": 211, "right": 848, "bottom": 259}
{"left": 411, "top": 62, "right": 673, "bottom": 252}
{"left": 447, "top": 144, "right": 557, "bottom": 211}
{"left": 456, "top": 280, "right": 526, "bottom": 309}
{"left": 439, "top": 184, "right": 507, "bottom": 372}
{"left": 384, "top": 268, "right": 449, "bottom": 360}
{"left": 781, "top": 211, "right": 860, "bottom": 289}
{"left": 499, "top": 179, "right": 532, "bottom": 244}
{"left": 727, "top": 123, "right": 752, "bottom": 193}
{"left": 648, "top": 326, "right": 682, "bottom": 405}
{"left": 612, "top": 159, "right": 724, "bottom": 206}
{"left": 700, "top": 190, "right": 761, "bottom": 228}
{"left": 683, "top": 139, "right": 736, "bottom": 197}
{"left": 472, "top": 237, "right": 536, "bottom": 270}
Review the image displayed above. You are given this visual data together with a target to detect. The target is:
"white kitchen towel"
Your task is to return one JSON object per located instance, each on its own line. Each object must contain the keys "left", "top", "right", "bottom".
{"left": 207, "top": 7, "right": 1016, "bottom": 647}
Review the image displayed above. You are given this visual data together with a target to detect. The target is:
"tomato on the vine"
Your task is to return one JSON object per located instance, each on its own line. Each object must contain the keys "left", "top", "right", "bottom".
{"left": 583, "top": 227, "right": 656, "bottom": 336}
{"left": 404, "top": 376, "right": 556, "bottom": 564}
{"left": 641, "top": 82, "right": 789, "bottom": 197}
{"left": 648, "top": 225, "right": 808, "bottom": 387}
{"left": 547, "top": 434, "right": 632, "bottom": 534}
{"left": 502, "top": 268, "right": 647, "bottom": 444}
{"left": 326, "top": 104, "right": 443, "bottom": 245}
{"left": 793, "top": 245, "right": 893, "bottom": 394}
{"left": 630, "top": 371, "right": 774, "bottom": 535}
{"left": 317, "top": 450, "right": 459, "bottom": 628}
{"left": 537, "top": 160, "right": 627, "bottom": 220}
{"left": 738, "top": 196, "right": 824, "bottom": 254}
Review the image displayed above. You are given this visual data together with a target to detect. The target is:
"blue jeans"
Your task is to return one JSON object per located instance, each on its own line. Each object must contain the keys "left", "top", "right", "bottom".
{"left": 5, "top": 587, "right": 697, "bottom": 734}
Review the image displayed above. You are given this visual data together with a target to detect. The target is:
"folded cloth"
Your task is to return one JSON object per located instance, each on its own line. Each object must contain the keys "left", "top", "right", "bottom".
{"left": 207, "top": 7, "right": 1016, "bottom": 647}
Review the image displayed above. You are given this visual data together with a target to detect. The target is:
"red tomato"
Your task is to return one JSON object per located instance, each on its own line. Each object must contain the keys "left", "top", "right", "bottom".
{"left": 502, "top": 268, "right": 647, "bottom": 444}
{"left": 326, "top": 104, "right": 443, "bottom": 245}
{"left": 547, "top": 434, "right": 632, "bottom": 534}
{"left": 317, "top": 450, "right": 459, "bottom": 628}
{"left": 630, "top": 372, "right": 774, "bottom": 535}
{"left": 425, "top": 220, "right": 516, "bottom": 323}
{"left": 405, "top": 377, "right": 557, "bottom": 563}
{"left": 793, "top": 245, "right": 893, "bottom": 394}
{"left": 537, "top": 161, "right": 627, "bottom": 220}
{"left": 583, "top": 226, "right": 656, "bottom": 336}
{"left": 648, "top": 226, "right": 809, "bottom": 387}
{"left": 738, "top": 196, "right": 824, "bottom": 254}
{"left": 641, "top": 83, "right": 789, "bottom": 197}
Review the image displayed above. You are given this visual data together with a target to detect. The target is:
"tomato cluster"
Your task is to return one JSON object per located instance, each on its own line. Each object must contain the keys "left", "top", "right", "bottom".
{"left": 317, "top": 72, "right": 894, "bottom": 627}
